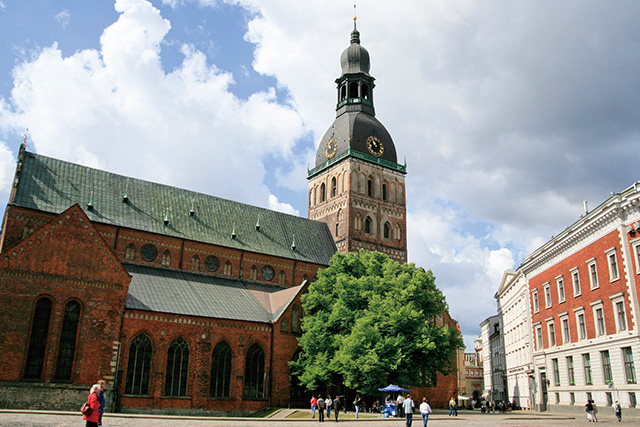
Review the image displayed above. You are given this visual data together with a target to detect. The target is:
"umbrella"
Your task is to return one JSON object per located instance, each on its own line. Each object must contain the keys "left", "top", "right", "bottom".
{"left": 378, "top": 384, "right": 410, "bottom": 393}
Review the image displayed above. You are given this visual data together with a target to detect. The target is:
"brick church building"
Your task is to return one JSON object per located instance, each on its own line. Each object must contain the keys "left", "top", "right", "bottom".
{"left": 0, "top": 22, "right": 460, "bottom": 414}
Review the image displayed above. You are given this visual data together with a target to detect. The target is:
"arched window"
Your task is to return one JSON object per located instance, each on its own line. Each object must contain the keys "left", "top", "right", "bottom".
{"left": 349, "top": 82, "right": 359, "bottom": 98}
{"left": 340, "top": 85, "right": 347, "bottom": 101}
{"left": 250, "top": 265, "right": 258, "bottom": 280}
{"left": 165, "top": 337, "right": 189, "bottom": 396}
{"left": 364, "top": 217, "right": 373, "bottom": 234}
{"left": 278, "top": 270, "right": 286, "bottom": 285}
{"left": 191, "top": 255, "right": 200, "bottom": 271}
{"left": 394, "top": 224, "right": 402, "bottom": 240}
{"left": 210, "top": 341, "right": 232, "bottom": 398}
{"left": 351, "top": 171, "right": 358, "bottom": 192}
{"left": 292, "top": 305, "right": 300, "bottom": 333}
{"left": 331, "top": 177, "right": 337, "bottom": 198}
{"left": 54, "top": 301, "right": 81, "bottom": 380}
{"left": 162, "top": 250, "right": 171, "bottom": 267}
{"left": 383, "top": 222, "right": 391, "bottom": 239}
{"left": 223, "top": 261, "right": 232, "bottom": 276}
{"left": 320, "top": 183, "right": 326, "bottom": 203}
{"left": 281, "top": 319, "right": 289, "bottom": 332}
{"left": 125, "top": 244, "right": 135, "bottom": 260}
{"left": 244, "top": 344, "right": 265, "bottom": 398}
{"left": 367, "top": 179, "right": 373, "bottom": 197}
{"left": 337, "top": 208, "right": 343, "bottom": 221}
{"left": 362, "top": 84, "right": 370, "bottom": 100}
{"left": 358, "top": 173, "right": 365, "bottom": 194}
{"left": 354, "top": 213, "right": 362, "bottom": 231}
{"left": 125, "top": 333, "right": 153, "bottom": 395}
{"left": 24, "top": 297, "right": 52, "bottom": 379}
{"left": 382, "top": 183, "right": 388, "bottom": 201}
{"left": 335, "top": 223, "right": 339, "bottom": 236}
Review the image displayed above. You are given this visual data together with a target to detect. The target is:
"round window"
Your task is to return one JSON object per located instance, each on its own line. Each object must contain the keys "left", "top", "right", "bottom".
{"left": 262, "top": 266, "right": 275, "bottom": 281}
{"left": 141, "top": 244, "right": 158, "bottom": 262}
{"left": 205, "top": 256, "right": 219, "bottom": 272}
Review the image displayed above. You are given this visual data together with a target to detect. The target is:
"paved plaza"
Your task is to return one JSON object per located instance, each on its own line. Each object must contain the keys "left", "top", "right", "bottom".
{"left": 0, "top": 410, "right": 637, "bottom": 427}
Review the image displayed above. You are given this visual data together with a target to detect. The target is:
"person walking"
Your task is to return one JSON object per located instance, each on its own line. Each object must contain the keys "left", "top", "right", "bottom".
{"left": 97, "top": 380, "right": 107, "bottom": 426}
{"left": 403, "top": 394, "right": 415, "bottom": 427}
{"left": 419, "top": 398, "right": 432, "bottom": 427}
{"left": 449, "top": 397, "right": 456, "bottom": 416}
{"left": 613, "top": 400, "right": 622, "bottom": 422}
{"left": 317, "top": 395, "right": 326, "bottom": 423}
{"left": 592, "top": 400, "right": 599, "bottom": 422}
{"left": 397, "top": 394, "right": 404, "bottom": 418}
{"left": 586, "top": 399, "right": 594, "bottom": 422}
{"left": 326, "top": 395, "right": 332, "bottom": 419}
{"left": 333, "top": 395, "right": 341, "bottom": 422}
{"left": 353, "top": 395, "right": 362, "bottom": 418}
{"left": 81, "top": 384, "right": 101, "bottom": 427}
{"left": 311, "top": 395, "right": 318, "bottom": 418}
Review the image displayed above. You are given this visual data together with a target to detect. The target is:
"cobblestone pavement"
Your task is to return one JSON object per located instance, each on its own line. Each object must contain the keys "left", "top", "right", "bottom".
{"left": 0, "top": 410, "right": 636, "bottom": 427}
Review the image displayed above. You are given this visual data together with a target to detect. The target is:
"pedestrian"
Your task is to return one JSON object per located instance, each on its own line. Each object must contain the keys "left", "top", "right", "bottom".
{"left": 419, "top": 397, "right": 432, "bottom": 427}
{"left": 81, "top": 384, "right": 101, "bottom": 427}
{"left": 311, "top": 395, "right": 318, "bottom": 418}
{"left": 586, "top": 399, "right": 594, "bottom": 422}
{"left": 333, "top": 395, "right": 341, "bottom": 422}
{"left": 449, "top": 397, "right": 456, "bottom": 416}
{"left": 353, "top": 395, "right": 362, "bottom": 418}
{"left": 317, "top": 395, "right": 326, "bottom": 423}
{"left": 396, "top": 393, "right": 404, "bottom": 417}
{"left": 592, "top": 400, "right": 599, "bottom": 422}
{"left": 326, "top": 395, "right": 332, "bottom": 418}
{"left": 403, "top": 394, "right": 415, "bottom": 427}
{"left": 613, "top": 400, "right": 622, "bottom": 422}
{"left": 97, "top": 380, "right": 107, "bottom": 426}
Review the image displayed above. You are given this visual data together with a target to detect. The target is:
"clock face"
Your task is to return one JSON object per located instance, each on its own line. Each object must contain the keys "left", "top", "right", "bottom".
{"left": 325, "top": 138, "right": 338, "bottom": 159}
{"left": 366, "top": 136, "right": 384, "bottom": 157}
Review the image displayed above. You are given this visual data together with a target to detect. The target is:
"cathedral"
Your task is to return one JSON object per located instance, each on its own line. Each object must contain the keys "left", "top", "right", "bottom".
{"left": 0, "top": 21, "right": 457, "bottom": 414}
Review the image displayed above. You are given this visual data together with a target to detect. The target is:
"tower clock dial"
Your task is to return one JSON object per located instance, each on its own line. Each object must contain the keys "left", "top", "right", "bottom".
{"left": 325, "top": 138, "right": 338, "bottom": 159}
{"left": 366, "top": 136, "right": 384, "bottom": 157}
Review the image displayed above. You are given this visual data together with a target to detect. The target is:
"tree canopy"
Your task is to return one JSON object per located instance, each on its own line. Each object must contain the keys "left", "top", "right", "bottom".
{"left": 290, "top": 250, "right": 463, "bottom": 395}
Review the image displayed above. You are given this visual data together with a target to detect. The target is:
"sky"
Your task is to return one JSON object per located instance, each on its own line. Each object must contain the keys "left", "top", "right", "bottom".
{"left": 1, "top": 0, "right": 639, "bottom": 351}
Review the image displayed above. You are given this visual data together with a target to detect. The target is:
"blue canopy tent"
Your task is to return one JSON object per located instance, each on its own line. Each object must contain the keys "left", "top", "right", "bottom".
{"left": 378, "top": 384, "right": 410, "bottom": 393}
{"left": 378, "top": 384, "right": 410, "bottom": 417}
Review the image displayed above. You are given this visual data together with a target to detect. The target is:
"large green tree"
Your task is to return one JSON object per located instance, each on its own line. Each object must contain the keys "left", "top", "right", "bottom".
{"left": 291, "top": 250, "right": 463, "bottom": 395}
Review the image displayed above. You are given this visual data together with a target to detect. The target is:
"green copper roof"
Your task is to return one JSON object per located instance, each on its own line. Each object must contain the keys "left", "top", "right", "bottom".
{"left": 11, "top": 149, "right": 337, "bottom": 265}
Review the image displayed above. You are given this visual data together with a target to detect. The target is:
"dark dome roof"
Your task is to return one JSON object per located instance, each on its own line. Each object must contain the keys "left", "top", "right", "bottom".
{"left": 315, "top": 111, "right": 397, "bottom": 167}
{"left": 340, "top": 29, "right": 370, "bottom": 75}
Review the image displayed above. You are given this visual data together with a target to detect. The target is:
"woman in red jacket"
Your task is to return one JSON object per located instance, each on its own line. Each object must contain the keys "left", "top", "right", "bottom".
{"left": 83, "top": 384, "right": 101, "bottom": 427}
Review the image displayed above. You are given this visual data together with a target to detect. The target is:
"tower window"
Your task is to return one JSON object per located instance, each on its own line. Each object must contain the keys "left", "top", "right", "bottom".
{"left": 367, "top": 179, "right": 373, "bottom": 197}
{"left": 383, "top": 222, "right": 391, "bottom": 239}
{"left": 354, "top": 214, "right": 362, "bottom": 231}
{"left": 320, "top": 183, "right": 326, "bottom": 202}
{"left": 364, "top": 217, "right": 373, "bottom": 234}
{"left": 362, "top": 84, "right": 369, "bottom": 100}
{"left": 382, "top": 183, "right": 387, "bottom": 201}
{"left": 335, "top": 223, "right": 339, "bottom": 236}
{"left": 331, "top": 177, "right": 337, "bottom": 197}
{"left": 340, "top": 85, "right": 347, "bottom": 101}
{"left": 349, "top": 82, "right": 359, "bottom": 98}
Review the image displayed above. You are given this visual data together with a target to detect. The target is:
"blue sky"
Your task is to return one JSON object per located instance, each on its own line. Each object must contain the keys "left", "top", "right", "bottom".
{"left": 1, "top": 0, "right": 640, "bottom": 351}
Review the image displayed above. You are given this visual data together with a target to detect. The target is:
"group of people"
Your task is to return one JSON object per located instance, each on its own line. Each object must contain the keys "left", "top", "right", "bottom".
{"left": 309, "top": 394, "right": 343, "bottom": 422}
{"left": 395, "top": 394, "right": 433, "bottom": 427}
{"left": 82, "top": 379, "right": 107, "bottom": 427}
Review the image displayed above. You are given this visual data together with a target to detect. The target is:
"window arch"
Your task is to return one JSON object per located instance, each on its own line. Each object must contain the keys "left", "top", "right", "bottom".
{"left": 362, "top": 83, "right": 370, "bottom": 100}
{"left": 383, "top": 222, "right": 391, "bottom": 239}
{"left": 364, "top": 216, "right": 373, "bottom": 234}
{"left": 223, "top": 261, "right": 232, "bottom": 276}
{"left": 244, "top": 344, "right": 265, "bottom": 398}
{"left": 210, "top": 341, "right": 232, "bottom": 398}
{"left": 349, "top": 82, "right": 358, "bottom": 98}
{"left": 54, "top": 300, "right": 81, "bottom": 380}
{"left": 249, "top": 265, "right": 258, "bottom": 280}
{"left": 165, "top": 337, "right": 189, "bottom": 396}
{"left": 354, "top": 213, "right": 362, "bottom": 231}
{"left": 292, "top": 305, "right": 300, "bottom": 333}
{"left": 337, "top": 208, "right": 343, "bottom": 221}
{"left": 394, "top": 224, "right": 402, "bottom": 240}
{"left": 24, "top": 297, "right": 53, "bottom": 379}
{"left": 367, "top": 179, "right": 374, "bottom": 197}
{"left": 125, "top": 244, "right": 135, "bottom": 260}
{"left": 278, "top": 270, "right": 286, "bottom": 285}
{"left": 382, "top": 183, "right": 388, "bottom": 201}
{"left": 191, "top": 255, "right": 200, "bottom": 271}
{"left": 331, "top": 177, "right": 337, "bottom": 198}
{"left": 125, "top": 333, "right": 153, "bottom": 395}
{"left": 335, "top": 223, "right": 339, "bottom": 236}
{"left": 162, "top": 250, "right": 171, "bottom": 267}
{"left": 320, "top": 183, "right": 326, "bottom": 203}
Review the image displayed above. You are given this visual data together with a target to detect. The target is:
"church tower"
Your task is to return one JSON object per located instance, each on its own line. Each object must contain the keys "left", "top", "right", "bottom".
{"left": 308, "top": 21, "right": 407, "bottom": 263}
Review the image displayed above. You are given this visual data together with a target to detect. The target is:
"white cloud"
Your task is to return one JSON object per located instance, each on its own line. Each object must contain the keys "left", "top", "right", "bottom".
{"left": 267, "top": 194, "right": 298, "bottom": 216}
{"left": 54, "top": 10, "right": 71, "bottom": 29}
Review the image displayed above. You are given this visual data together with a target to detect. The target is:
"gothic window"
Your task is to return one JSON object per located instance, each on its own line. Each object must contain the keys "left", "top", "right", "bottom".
{"left": 364, "top": 216, "right": 373, "bottom": 234}
{"left": 335, "top": 223, "right": 339, "bottom": 236}
{"left": 278, "top": 270, "right": 286, "bottom": 285}
{"left": 367, "top": 179, "right": 373, "bottom": 197}
{"left": 125, "top": 334, "right": 153, "bottom": 395}
{"left": 343, "top": 171, "right": 348, "bottom": 192}
{"left": 351, "top": 171, "right": 358, "bottom": 192}
{"left": 309, "top": 189, "right": 314, "bottom": 207}
{"left": 358, "top": 173, "right": 365, "bottom": 193}
{"left": 382, "top": 183, "right": 388, "bottom": 201}
{"left": 281, "top": 319, "right": 289, "bottom": 332}
{"left": 244, "top": 344, "right": 265, "bottom": 399}
{"left": 354, "top": 213, "right": 362, "bottom": 231}
{"left": 383, "top": 222, "right": 391, "bottom": 239}
{"left": 162, "top": 250, "right": 171, "bottom": 267}
{"left": 292, "top": 305, "right": 300, "bottom": 333}
{"left": 24, "top": 297, "right": 52, "bottom": 379}
{"left": 54, "top": 301, "right": 81, "bottom": 381}
{"left": 349, "top": 82, "right": 359, "bottom": 98}
{"left": 223, "top": 261, "right": 232, "bottom": 276}
{"left": 331, "top": 177, "right": 337, "bottom": 197}
{"left": 397, "top": 185, "right": 404, "bottom": 204}
{"left": 394, "top": 224, "right": 402, "bottom": 240}
{"left": 125, "top": 243, "right": 135, "bottom": 260}
{"left": 250, "top": 265, "right": 258, "bottom": 280}
{"left": 340, "top": 85, "right": 347, "bottom": 101}
{"left": 165, "top": 337, "right": 189, "bottom": 396}
{"left": 320, "top": 183, "right": 326, "bottom": 203}
{"left": 191, "top": 255, "right": 200, "bottom": 271}
{"left": 210, "top": 341, "right": 232, "bottom": 398}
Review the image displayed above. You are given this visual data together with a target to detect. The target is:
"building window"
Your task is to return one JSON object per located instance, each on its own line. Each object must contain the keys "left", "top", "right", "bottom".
{"left": 54, "top": 301, "right": 81, "bottom": 381}
{"left": 611, "top": 293, "right": 627, "bottom": 332}
{"left": 24, "top": 297, "right": 53, "bottom": 379}
{"left": 607, "top": 249, "right": 619, "bottom": 281}
{"left": 547, "top": 321, "right": 556, "bottom": 347}
{"left": 630, "top": 392, "right": 637, "bottom": 408}
{"left": 601, "top": 350, "right": 613, "bottom": 385}
{"left": 162, "top": 250, "right": 171, "bottom": 267}
{"left": 532, "top": 290, "right": 540, "bottom": 313}
{"left": 623, "top": 347, "right": 637, "bottom": 384}
{"left": 544, "top": 283, "right": 552, "bottom": 308}
{"left": 335, "top": 222, "right": 339, "bottom": 236}
{"left": 567, "top": 356, "right": 575, "bottom": 386}
{"left": 571, "top": 268, "right": 581, "bottom": 296}
{"left": 367, "top": 179, "right": 373, "bottom": 197}
{"left": 588, "top": 260, "right": 599, "bottom": 289}
{"left": 125, "top": 243, "right": 136, "bottom": 260}
{"left": 205, "top": 255, "right": 219, "bottom": 272}
{"left": 606, "top": 392, "right": 613, "bottom": 407}
{"left": 292, "top": 304, "right": 300, "bottom": 333}
{"left": 382, "top": 183, "right": 388, "bottom": 200}
{"left": 223, "top": 261, "right": 232, "bottom": 276}
{"left": 364, "top": 216, "right": 372, "bottom": 234}
{"left": 331, "top": 177, "right": 337, "bottom": 198}
{"left": 635, "top": 243, "right": 640, "bottom": 273}
{"left": 165, "top": 337, "right": 189, "bottom": 396}
{"left": 552, "top": 358, "right": 560, "bottom": 386}
{"left": 249, "top": 265, "right": 258, "bottom": 280}
{"left": 125, "top": 333, "right": 153, "bottom": 395}
{"left": 576, "top": 310, "right": 587, "bottom": 340}
{"left": 557, "top": 277, "right": 565, "bottom": 303}
{"left": 210, "top": 341, "right": 232, "bottom": 398}
{"left": 320, "top": 183, "right": 326, "bottom": 202}
{"left": 191, "top": 255, "right": 200, "bottom": 271}
{"left": 244, "top": 344, "right": 265, "bottom": 399}
{"left": 383, "top": 221, "right": 391, "bottom": 239}
{"left": 262, "top": 265, "right": 275, "bottom": 281}
{"left": 278, "top": 270, "right": 286, "bottom": 285}
{"left": 570, "top": 392, "right": 575, "bottom": 405}
{"left": 561, "top": 316, "right": 570, "bottom": 344}
{"left": 593, "top": 304, "right": 605, "bottom": 336}
{"left": 354, "top": 213, "right": 362, "bottom": 231}
{"left": 141, "top": 244, "right": 158, "bottom": 262}
{"left": 583, "top": 353, "right": 592, "bottom": 385}
{"left": 535, "top": 325, "right": 543, "bottom": 350}
{"left": 394, "top": 224, "right": 402, "bottom": 240}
